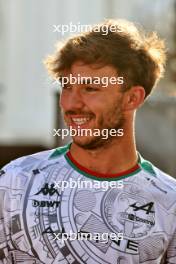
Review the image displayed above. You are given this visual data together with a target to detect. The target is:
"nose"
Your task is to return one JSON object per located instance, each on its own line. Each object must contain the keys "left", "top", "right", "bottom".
{"left": 60, "top": 88, "right": 85, "bottom": 112}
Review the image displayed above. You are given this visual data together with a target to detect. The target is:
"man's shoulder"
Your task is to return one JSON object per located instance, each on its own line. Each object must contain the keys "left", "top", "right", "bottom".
{"left": 1, "top": 144, "right": 70, "bottom": 174}
{"left": 139, "top": 154, "right": 176, "bottom": 192}
{"left": 1, "top": 149, "right": 53, "bottom": 173}
{"left": 153, "top": 165, "right": 176, "bottom": 192}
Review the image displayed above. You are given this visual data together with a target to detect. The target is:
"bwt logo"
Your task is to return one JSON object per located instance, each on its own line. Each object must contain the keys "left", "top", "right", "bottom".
{"left": 32, "top": 200, "right": 60, "bottom": 208}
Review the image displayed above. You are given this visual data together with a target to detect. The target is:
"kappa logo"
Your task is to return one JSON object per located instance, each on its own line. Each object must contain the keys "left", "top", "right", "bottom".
{"left": 34, "top": 183, "right": 60, "bottom": 196}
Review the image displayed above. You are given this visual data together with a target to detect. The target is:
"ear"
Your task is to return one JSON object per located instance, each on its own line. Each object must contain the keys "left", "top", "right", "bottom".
{"left": 122, "top": 86, "right": 146, "bottom": 111}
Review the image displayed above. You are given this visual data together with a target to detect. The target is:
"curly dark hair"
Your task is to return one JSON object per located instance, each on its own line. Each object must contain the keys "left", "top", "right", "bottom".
{"left": 45, "top": 19, "right": 166, "bottom": 98}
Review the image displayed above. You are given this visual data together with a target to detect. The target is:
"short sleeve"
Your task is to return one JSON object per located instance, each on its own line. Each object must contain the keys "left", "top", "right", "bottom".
{"left": 165, "top": 226, "right": 176, "bottom": 264}
{"left": 0, "top": 167, "right": 13, "bottom": 263}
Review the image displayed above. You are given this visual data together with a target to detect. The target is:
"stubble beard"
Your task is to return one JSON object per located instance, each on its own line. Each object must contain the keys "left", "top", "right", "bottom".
{"left": 73, "top": 119, "right": 125, "bottom": 150}
{"left": 69, "top": 105, "right": 125, "bottom": 150}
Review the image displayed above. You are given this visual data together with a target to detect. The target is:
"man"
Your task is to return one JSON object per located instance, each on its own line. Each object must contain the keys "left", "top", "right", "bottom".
{"left": 0, "top": 19, "right": 176, "bottom": 264}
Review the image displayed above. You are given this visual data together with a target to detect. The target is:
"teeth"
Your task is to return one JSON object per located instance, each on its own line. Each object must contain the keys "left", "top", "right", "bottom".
{"left": 72, "top": 117, "right": 90, "bottom": 125}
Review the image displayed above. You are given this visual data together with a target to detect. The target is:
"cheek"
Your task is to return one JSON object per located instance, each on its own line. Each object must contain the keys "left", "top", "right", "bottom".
{"left": 87, "top": 100, "right": 103, "bottom": 116}
{"left": 59, "top": 93, "right": 66, "bottom": 109}
{"left": 84, "top": 94, "right": 109, "bottom": 111}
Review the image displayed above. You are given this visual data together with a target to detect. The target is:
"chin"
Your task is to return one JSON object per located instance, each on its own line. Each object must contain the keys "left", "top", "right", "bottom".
{"left": 72, "top": 136, "right": 109, "bottom": 150}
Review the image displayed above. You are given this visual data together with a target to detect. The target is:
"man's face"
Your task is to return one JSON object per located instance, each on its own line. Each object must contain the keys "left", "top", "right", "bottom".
{"left": 60, "top": 61, "right": 125, "bottom": 149}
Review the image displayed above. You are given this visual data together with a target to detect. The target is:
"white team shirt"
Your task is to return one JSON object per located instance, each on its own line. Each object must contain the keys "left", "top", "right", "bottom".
{"left": 0, "top": 143, "right": 176, "bottom": 264}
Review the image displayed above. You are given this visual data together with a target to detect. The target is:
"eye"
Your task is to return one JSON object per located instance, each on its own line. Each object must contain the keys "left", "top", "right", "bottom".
{"left": 62, "top": 84, "right": 72, "bottom": 90}
{"left": 85, "top": 86, "right": 99, "bottom": 92}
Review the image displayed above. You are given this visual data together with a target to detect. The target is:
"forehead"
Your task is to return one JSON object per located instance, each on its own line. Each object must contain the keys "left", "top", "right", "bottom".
{"left": 68, "top": 60, "right": 118, "bottom": 77}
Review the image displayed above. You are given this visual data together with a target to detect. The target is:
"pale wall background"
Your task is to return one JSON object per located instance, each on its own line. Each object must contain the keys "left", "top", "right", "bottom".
{"left": 0, "top": 0, "right": 176, "bottom": 176}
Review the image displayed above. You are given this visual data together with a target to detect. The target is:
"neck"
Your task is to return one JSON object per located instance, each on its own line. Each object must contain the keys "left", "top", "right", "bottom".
{"left": 69, "top": 126, "right": 138, "bottom": 175}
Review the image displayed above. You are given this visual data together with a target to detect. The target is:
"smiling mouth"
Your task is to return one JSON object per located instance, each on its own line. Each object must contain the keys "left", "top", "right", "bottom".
{"left": 71, "top": 117, "right": 91, "bottom": 126}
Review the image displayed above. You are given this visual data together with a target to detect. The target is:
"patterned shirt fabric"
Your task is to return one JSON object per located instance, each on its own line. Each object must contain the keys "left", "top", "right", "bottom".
{"left": 0, "top": 144, "right": 176, "bottom": 264}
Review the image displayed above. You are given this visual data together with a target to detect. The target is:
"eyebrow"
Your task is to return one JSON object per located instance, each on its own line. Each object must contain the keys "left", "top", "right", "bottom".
{"left": 58, "top": 76, "right": 101, "bottom": 85}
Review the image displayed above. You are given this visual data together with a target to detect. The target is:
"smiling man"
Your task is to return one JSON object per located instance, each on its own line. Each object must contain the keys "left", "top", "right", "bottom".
{"left": 0, "top": 19, "right": 176, "bottom": 264}
{"left": 60, "top": 62, "right": 125, "bottom": 150}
